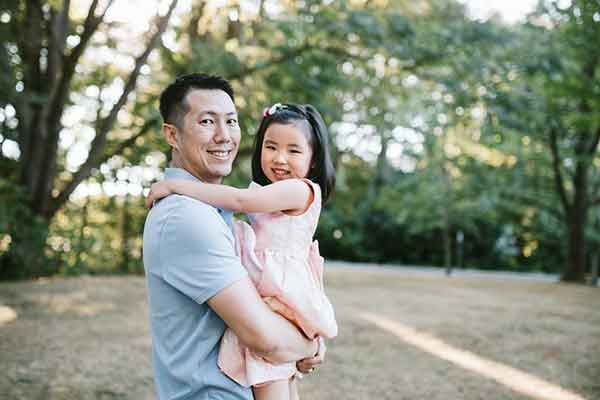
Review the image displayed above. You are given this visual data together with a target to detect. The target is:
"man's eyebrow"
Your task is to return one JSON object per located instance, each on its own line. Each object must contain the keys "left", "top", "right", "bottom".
{"left": 198, "top": 110, "right": 238, "bottom": 116}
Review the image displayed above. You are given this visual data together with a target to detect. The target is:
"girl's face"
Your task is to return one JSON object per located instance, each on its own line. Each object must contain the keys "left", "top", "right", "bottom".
{"left": 260, "top": 122, "right": 313, "bottom": 183}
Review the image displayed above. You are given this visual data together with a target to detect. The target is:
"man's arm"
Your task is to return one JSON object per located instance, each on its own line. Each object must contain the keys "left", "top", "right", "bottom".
{"left": 208, "top": 277, "right": 318, "bottom": 364}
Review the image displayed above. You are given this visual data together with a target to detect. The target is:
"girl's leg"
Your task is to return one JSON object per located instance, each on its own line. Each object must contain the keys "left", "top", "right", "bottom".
{"left": 252, "top": 380, "right": 290, "bottom": 400}
{"left": 289, "top": 378, "right": 299, "bottom": 400}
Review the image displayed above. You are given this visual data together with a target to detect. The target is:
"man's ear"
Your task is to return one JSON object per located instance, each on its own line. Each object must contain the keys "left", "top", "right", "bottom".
{"left": 162, "top": 123, "right": 178, "bottom": 150}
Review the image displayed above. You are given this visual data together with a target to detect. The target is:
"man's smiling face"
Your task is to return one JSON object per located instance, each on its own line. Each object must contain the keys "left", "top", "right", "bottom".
{"left": 172, "top": 89, "right": 240, "bottom": 183}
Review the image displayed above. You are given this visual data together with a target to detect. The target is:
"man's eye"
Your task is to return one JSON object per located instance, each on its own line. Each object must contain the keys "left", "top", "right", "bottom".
{"left": 200, "top": 119, "right": 214, "bottom": 125}
{"left": 227, "top": 119, "right": 238, "bottom": 125}
{"left": 290, "top": 150, "right": 302, "bottom": 154}
{"left": 265, "top": 145, "right": 276, "bottom": 150}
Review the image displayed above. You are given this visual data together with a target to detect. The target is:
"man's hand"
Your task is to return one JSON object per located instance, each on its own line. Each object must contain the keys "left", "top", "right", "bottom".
{"left": 145, "top": 181, "right": 173, "bottom": 208}
{"left": 296, "top": 337, "right": 326, "bottom": 374}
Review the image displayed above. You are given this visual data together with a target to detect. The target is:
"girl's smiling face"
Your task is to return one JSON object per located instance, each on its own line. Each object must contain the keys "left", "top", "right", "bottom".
{"left": 260, "top": 122, "right": 313, "bottom": 183}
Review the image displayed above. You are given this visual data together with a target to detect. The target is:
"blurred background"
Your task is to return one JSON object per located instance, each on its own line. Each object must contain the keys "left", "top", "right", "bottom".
{"left": 1, "top": 0, "right": 599, "bottom": 284}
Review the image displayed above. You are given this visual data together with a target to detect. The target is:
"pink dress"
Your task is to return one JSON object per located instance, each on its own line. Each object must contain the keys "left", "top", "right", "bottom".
{"left": 217, "top": 180, "right": 338, "bottom": 387}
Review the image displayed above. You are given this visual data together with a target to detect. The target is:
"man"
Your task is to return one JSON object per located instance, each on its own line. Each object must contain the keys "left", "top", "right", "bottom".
{"left": 143, "top": 73, "right": 323, "bottom": 400}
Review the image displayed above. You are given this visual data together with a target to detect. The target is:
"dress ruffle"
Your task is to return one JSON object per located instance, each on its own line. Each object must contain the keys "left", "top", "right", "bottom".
{"left": 234, "top": 220, "right": 337, "bottom": 340}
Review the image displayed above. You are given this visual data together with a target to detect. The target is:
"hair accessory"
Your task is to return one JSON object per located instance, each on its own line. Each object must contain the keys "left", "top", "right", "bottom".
{"left": 263, "top": 103, "right": 286, "bottom": 117}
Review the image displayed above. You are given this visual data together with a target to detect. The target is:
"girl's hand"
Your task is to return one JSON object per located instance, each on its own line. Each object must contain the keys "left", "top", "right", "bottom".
{"left": 145, "top": 181, "right": 173, "bottom": 208}
{"left": 296, "top": 337, "right": 326, "bottom": 374}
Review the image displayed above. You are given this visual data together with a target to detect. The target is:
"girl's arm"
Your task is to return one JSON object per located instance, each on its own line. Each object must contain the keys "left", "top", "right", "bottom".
{"left": 146, "top": 178, "right": 313, "bottom": 214}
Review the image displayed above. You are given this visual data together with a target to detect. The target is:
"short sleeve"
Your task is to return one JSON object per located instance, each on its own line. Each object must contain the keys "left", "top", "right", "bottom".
{"left": 159, "top": 196, "right": 247, "bottom": 304}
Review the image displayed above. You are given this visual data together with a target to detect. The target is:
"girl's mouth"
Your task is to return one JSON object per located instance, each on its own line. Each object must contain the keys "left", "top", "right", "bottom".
{"left": 272, "top": 168, "right": 290, "bottom": 177}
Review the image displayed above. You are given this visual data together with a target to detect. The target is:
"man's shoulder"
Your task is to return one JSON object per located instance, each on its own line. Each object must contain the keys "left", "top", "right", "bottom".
{"left": 150, "top": 194, "right": 220, "bottom": 222}
{"left": 145, "top": 194, "right": 227, "bottom": 241}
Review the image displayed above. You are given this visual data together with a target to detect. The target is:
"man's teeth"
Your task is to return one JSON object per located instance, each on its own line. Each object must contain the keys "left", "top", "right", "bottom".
{"left": 210, "top": 151, "right": 230, "bottom": 158}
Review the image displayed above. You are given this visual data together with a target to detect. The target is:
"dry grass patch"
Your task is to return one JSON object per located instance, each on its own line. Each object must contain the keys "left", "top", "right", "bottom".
{"left": 0, "top": 265, "right": 598, "bottom": 400}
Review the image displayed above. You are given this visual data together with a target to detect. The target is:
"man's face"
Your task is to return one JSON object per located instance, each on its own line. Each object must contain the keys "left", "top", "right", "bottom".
{"left": 172, "top": 89, "right": 240, "bottom": 184}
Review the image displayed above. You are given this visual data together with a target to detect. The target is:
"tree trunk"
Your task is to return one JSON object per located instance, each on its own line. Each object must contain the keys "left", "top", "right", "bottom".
{"left": 443, "top": 214, "right": 452, "bottom": 276}
{"left": 73, "top": 197, "right": 90, "bottom": 272}
{"left": 120, "top": 194, "right": 131, "bottom": 273}
{"left": 549, "top": 125, "right": 596, "bottom": 284}
{"left": 440, "top": 134, "right": 453, "bottom": 276}
{"left": 561, "top": 161, "right": 588, "bottom": 283}
{"left": 2, "top": 0, "right": 178, "bottom": 280}
{"left": 561, "top": 211, "right": 587, "bottom": 282}
{"left": 590, "top": 250, "right": 599, "bottom": 286}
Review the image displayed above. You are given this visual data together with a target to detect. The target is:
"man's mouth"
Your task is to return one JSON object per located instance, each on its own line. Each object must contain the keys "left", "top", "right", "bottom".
{"left": 207, "top": 149, "right": 232, "bottom": 160}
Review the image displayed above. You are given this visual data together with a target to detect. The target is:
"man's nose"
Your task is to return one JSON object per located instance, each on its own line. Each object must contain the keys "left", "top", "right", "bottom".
{"left": 213, "top": 120, "right": 231, "bottom": 142}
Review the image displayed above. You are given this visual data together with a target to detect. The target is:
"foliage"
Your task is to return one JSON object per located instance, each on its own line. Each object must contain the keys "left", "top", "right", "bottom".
{"left": 1, "top": 0, "right": 599, "bottom": 282}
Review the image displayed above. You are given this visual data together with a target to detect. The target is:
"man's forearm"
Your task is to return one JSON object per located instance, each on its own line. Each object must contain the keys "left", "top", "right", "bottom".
{"left": 255, "top": 313, "right": 318, "bottom": 364}
{"left": 209, "top": 278, "right": 318, "bottom": 364}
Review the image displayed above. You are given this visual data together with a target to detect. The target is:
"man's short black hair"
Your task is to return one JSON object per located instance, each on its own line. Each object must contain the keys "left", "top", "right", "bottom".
{"left": 159, "top": 73, "right": 235, "bottom": 129}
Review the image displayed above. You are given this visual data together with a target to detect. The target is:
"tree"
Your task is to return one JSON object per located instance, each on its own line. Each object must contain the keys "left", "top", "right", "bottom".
{"left": 0, "top": 0, "right": 178, "bottom": 279}
{"left": 487, "top": 0, "right": 600, "bottom": 282}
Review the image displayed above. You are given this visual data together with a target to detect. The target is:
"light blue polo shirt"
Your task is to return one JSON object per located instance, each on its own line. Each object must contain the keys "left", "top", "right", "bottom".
{"left": 143, "top": 168, "right": 253, "bottom": 400}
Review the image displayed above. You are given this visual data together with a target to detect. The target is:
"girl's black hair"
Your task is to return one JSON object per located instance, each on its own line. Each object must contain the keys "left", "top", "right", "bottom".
{"left": 251, "top": 103, "right": 336, "bottom": 203}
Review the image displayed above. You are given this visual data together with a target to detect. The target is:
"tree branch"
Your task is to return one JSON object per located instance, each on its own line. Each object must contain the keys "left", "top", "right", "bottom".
{"left": 49, "top": 0, "right": 179, "bottom": 217}
{"left": 46, "top": 0, "right": 112, "bottom": 130}
{"left": 499, "top": 189, "right": 564, "bottom": 222}
{"left": 99, "top": 117, "right": 159, "bottom": 166}
{"left": 46, "top": 1, "right": 70, "bottom": 94}
{"left": 228, "top": 43, "right": 313, "bottom": 80}
{"left": 33, "top": 0, "right": 115, "bottom": 214}
{"left": 17, "top": 1, "right": 44, "bottom": 192}
{"left": 19, "top": 1, "right": 44, "bottom": 93}
{"left": 587, "top": 126, "right": 600, "bottom": 155}
{"left": 187, "top": 1, "right": 206, "bottom": 44}
{"left": 226, "top": 24, "right": 432, "bottom": 86}
{"left": 549, "top": 126, "right": 571, "bottom": 213}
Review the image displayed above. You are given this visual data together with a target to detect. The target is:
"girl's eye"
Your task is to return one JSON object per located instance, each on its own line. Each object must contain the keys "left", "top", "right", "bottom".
{"left": 265, "top": 145, "right": 276, "bottom": 150}
{"left": 290, "top": 150, "right": 302, "bottom": 154}
{"left": 227, "top": 118, "right": 238, "bottom": 126}
{"left": 200, "top": 119, "right": 214, "bottom": 125}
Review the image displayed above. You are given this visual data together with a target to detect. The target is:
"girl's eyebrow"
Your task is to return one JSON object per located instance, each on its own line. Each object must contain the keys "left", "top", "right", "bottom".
{"left": 264, "top": 139, "right": 305, "bottom": 148}
{"left": 264, "top": 139, "right": 303, "bottom": 148}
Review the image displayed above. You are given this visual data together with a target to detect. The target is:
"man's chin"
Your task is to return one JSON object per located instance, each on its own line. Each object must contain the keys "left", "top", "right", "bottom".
{"left": 207, "top": 167, "right": 233, "bottom": 183}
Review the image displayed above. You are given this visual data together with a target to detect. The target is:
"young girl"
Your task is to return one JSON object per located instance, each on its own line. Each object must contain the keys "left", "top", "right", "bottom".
{"left": 146, "top": 103, "right": 338, "bottom": 400}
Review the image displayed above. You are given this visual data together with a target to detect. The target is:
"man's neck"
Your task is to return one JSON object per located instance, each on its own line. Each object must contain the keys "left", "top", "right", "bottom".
{"left": 168, "top": 161, "right": 222, "bottom": 185}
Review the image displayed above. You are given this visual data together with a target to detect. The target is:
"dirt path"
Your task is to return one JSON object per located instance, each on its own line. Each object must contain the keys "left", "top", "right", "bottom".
{"left": 1, "top": 266, "right": 599, "bottom": 400}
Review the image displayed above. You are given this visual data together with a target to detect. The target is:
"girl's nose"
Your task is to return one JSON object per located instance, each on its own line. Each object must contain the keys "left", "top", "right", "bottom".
{"left": 274, "top": 152, "right": 287, "bottom": 164}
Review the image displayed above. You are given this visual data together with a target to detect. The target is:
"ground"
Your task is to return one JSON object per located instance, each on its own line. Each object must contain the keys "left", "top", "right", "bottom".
{"left": 0, "top": 263, "right": 599, "bottom": 400}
